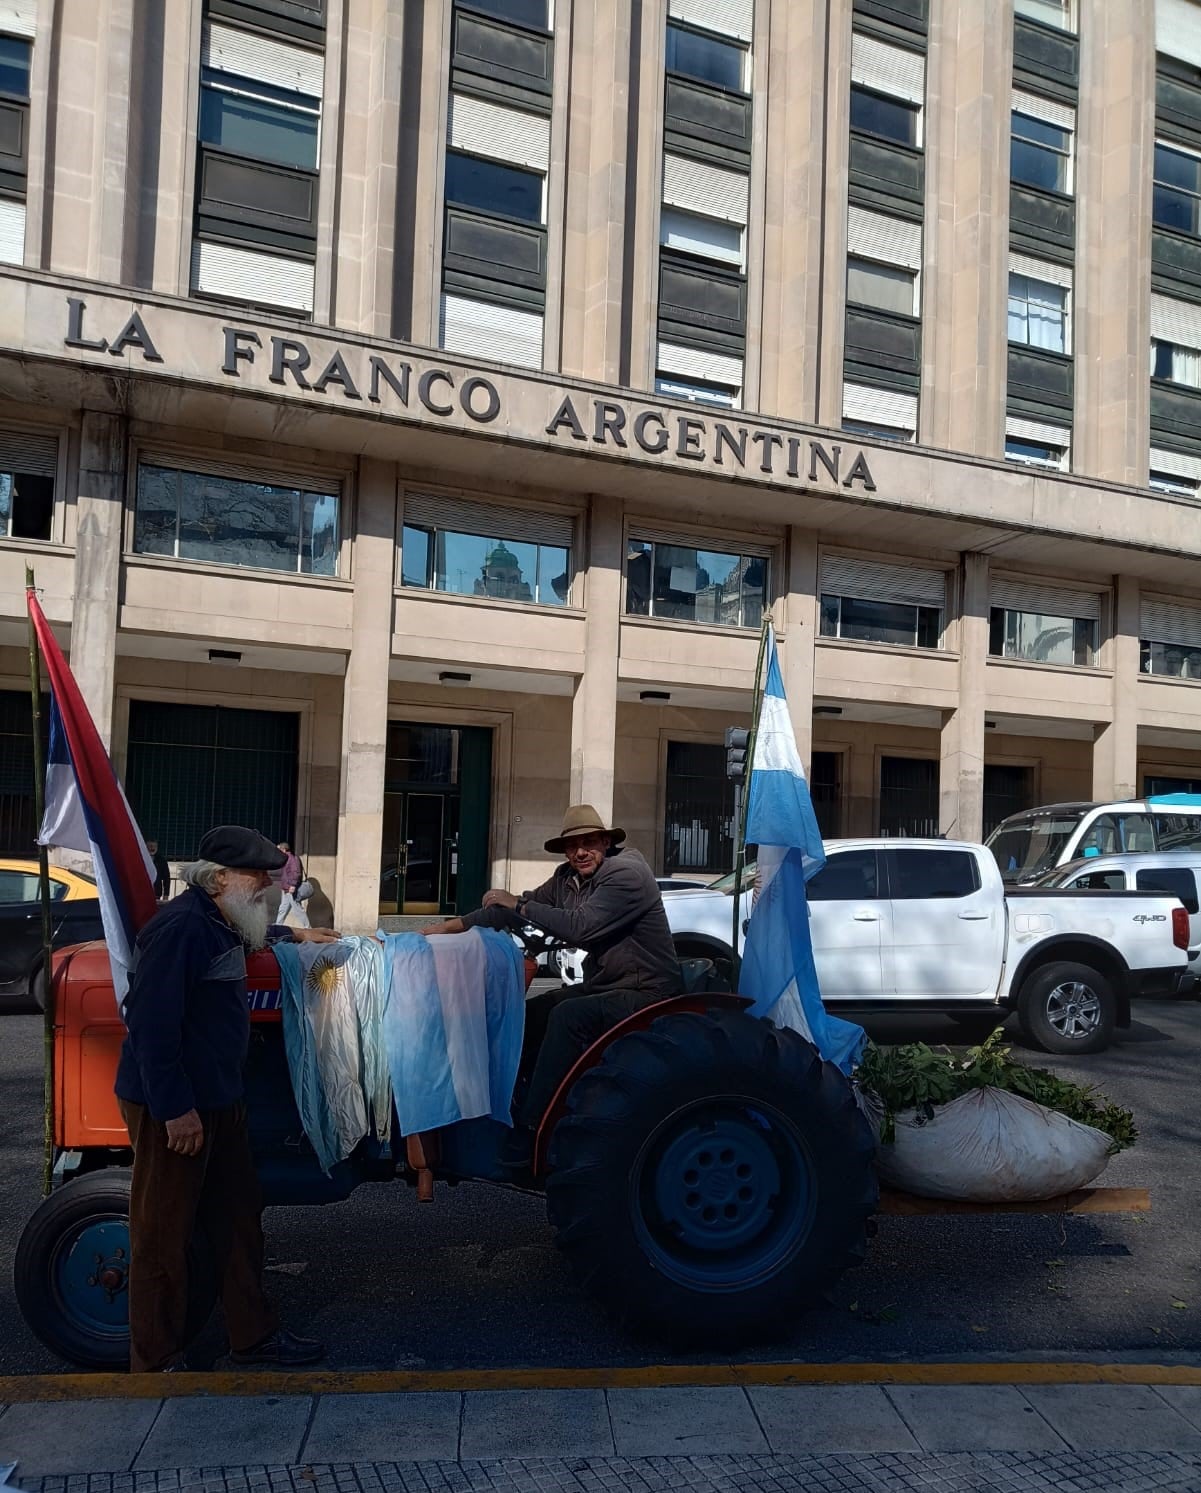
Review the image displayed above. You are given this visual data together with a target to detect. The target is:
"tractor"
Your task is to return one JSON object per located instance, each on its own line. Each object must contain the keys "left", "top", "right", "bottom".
{"left": 14, "top": 934, "right": 877, "bottom": 1368}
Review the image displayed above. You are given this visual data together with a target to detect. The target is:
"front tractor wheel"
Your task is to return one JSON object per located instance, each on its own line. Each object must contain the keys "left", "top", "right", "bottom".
{"left": 545, "top": 1009, "right": 877, "bottom": 1346}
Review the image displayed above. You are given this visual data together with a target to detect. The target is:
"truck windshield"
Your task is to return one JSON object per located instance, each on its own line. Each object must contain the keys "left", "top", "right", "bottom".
{"left": 987, "top": 814, "right": 1081, "bottom": 879}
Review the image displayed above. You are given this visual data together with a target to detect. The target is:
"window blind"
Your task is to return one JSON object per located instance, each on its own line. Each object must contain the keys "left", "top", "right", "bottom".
{"left": 138, "top": 450, "right": 341, "bottom": 494}
{"left": 0, "top": 430, "right": 57, "bottom": 478}
{"left": 1011, "top": 88, "right": 1074, "bottom": 131}
{"left": 1157, "top": 0, "right": 1201, "bottom": 68}
{"left": 447, "top": 92, "right": 550, "bottom": 173}
{"left": 846, "top": 207, "right": 921, "bottom": 269}
{"left": 0, "top": 2, "right": 35, "bottom": 38}
{"left": 851, "top": 33, "right": 925, "bottom": 104}
{"left": 629, "top": 523, "right": 773, "bottom": 557}
{"left": 404, "top": 493, "right": 574, "bottom": 548}
{"left": 204, "top": 21, "right": 324, "bottom": 97}
{"left": 0, "top": 197, "right": 24, "bottom": 266}
{"left": 1006, "top": 415, "right": 1070, "bottom": 446}
{"left": 667, "top": 0, "right": 753, "bottom": 44}
{"left": 192, "top": 239, "right": 315, "bottom": 312}
{"left": 1009, "top": 251, "right": 1072, "bottom": 289}
{"left": 440, "top": 294, "right": 543, "bottom": 369}
{"left": 1151, "top": 293, "right": 1201, "bottom": 346}
{"left": 842, "top": 383, "right": 918, "bottom": 427}
{"left": 657, "top": 340, "right": 743, "bottom": 386}
{"left": 1141, "top": 598, "right": 1201, "bottom": 648}
{"left": 991, "top": 577, "right": 1100, "bottom": 621}
{"left": 1151, "top": 446, "right": 1201, "bottom": 482}
{"left": 821, "top": 554, "right": 947, "bottom": 608}
{"left": 662, "top": 153, "right": 749, "bottom": 224}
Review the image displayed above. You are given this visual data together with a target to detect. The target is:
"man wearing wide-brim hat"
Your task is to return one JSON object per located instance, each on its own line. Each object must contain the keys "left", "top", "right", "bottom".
{"left": 426, "top": 803, "right": 682, "bottom": 1171}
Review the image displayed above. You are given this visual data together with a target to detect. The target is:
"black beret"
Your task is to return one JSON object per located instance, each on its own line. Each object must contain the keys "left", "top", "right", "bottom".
{"left": 197, "top": 825, "right": 288, "bottom": 872}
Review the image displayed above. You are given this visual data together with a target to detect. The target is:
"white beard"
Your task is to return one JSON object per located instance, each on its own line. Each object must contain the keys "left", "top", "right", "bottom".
{"left": 218, "top": 886, "right": 272, "bottom": 952}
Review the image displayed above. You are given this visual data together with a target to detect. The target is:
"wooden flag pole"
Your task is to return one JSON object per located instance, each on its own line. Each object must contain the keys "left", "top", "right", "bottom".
{"left": 26, "top": 566, "right": 56, "bottom": 1196}
{"left": 730, "top": 614, "right": 772, "bottom": 987}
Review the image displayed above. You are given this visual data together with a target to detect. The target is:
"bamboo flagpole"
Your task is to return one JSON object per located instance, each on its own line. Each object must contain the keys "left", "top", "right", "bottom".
{"left": 729, "top": 613, "right": 772, "bottom": 987}
{"left": 26, "top": 566, "right": 56, "bottom": 1196}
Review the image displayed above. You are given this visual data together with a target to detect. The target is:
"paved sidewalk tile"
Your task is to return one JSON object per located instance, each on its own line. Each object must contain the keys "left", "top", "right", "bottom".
{"left": 134, "top": 1394, "right": 311, "bottom": 1470}
{"left": 459, "top": 1389, "right": 612, "bottom": 1459}
{"left": 0, "top": 1399, "right": 162, "bottom": 1477}
{"left": 1023, "top": 1383, "right": 1201, "bottom": 1452}
{"left": 748, "top": 1383, "right": 921, "bottom": 1452}
{"left": 302, "top": 1392, "right": 461, "bottom": 1462}
{"left": 1156, "top": 1384, "right": 1201, "bottom": 1432}
{"left": 607, "top": 1385, "right": 768, "bottom": 1456}
{"left": 884, "top": 1383, "right": 1069, "bottom": 1452}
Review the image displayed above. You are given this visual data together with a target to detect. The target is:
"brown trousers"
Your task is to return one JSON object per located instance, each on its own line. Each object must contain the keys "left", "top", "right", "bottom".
{"left": 119, "top": 1099, "right": 277, "bottom": 1372}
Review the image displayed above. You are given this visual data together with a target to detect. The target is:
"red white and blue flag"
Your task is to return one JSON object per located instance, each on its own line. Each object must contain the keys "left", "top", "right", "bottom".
{"left": 28, "top": 589, "right": 157, "bottom": 1006}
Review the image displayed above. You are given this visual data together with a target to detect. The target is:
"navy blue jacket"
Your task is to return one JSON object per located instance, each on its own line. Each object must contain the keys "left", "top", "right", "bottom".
{"left": 115, "top": 886, "right": 280, "bottom": 1122}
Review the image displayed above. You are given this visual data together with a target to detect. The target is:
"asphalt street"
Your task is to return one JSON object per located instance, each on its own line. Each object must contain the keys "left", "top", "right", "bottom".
{"left": 2, "top": 997, "right": 1201, "bottom": 1376}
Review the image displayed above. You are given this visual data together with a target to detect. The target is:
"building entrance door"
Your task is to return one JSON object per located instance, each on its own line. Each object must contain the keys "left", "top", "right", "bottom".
{"left": 378, "top": 722, "right": 491, "bottom": 917}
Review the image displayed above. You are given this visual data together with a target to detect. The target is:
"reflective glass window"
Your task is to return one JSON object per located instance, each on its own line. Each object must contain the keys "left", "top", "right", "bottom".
{"left": 625, "top": 539, "right": 767, "bottom": 628}
{"left": 458, "top": 0, "right": 550, "bottom": 29}
{"left": 0, "top": 35, "right": 31, "bottom": 98}
{"left": 1007, "top": 274, "right": 1067, "bottom": 351}
{"left": 1154, "top": 143, "right": 1201, "bottom": 237}
{"left": 1011, "top": 112, "right": 1071, "bottom": 193}
{"left": 988, "top": 607, "right": 1095, "bottom": 666}
{"left": 665, "top": 22, "right": 746, "bottom": 92}
{"left": 1141, "top": 638, "right": 1201, "bottom": 679}
{"left": 820, "top": 593, "right": 941, "bottom": 649}
{"left": 199, "top": 71, "right": 320, "bottom": 171}
{"left": 445, "top": 149, "right": 544, "bottom": 223}
{"left": 846, "top": 258, "right": 916, "bottom": 316}
{"left": 850, "top": 85, "right": 918, "bottom": 146}
{"left": 401, "top": 523, "right": 570, "bottom": 606}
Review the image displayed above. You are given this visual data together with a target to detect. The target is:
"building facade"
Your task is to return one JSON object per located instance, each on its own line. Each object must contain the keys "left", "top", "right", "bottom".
{"left": 1, "top": 0, "right": 1201, "bottom": 930}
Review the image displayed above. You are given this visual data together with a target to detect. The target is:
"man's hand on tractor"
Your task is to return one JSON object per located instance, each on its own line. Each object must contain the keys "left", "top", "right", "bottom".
{"left": 482, "top": 889, "right": 520, "bottom": 911}
{"left": 292, "top": 927, "right": 341, "bottom": 944}
{"left": 165, "top": 1109, "right": 204, "bottom": 1157}
{"left": 425, "top": 917, "right": 466, "bottom": 936}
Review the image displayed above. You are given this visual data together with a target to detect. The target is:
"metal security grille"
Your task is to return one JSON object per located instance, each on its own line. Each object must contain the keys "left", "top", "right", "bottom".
{"left": 878, "top": 755, "right": 938, "bottom": 837}
{"left": 125, "top": 701, "right": 299, "bottom": 861}
{"left": 0, "top": 688, "right": 44, "bottom": 855}
{"left": 983, "top": 763, "right": 1035, "bottom": 838}
{"left": 664, "top": 740, "right": 735, "bottom": 874}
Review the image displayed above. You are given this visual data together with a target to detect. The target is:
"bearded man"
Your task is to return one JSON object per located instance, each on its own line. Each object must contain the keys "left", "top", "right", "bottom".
{"left": 115, "top": 825, "right": 339, "bottom": 1372}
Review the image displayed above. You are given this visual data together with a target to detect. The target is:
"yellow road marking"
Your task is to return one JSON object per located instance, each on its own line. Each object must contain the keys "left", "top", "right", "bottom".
{"left": 2, "top": 1360, "right": 1201, "bottom": 1401}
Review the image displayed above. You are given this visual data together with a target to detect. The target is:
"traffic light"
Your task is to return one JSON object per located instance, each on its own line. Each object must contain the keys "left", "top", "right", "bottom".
{"left": 724, "top": 726, "right": 750, "bottom": 782}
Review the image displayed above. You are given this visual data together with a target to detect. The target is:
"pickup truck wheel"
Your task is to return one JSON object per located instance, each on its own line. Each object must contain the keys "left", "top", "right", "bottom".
{"left": 545, "top": 1009, "right": 877, "bottom": 1346}
{"left": 13, "top": 1172, "right": 216, "bottom": 1369}
{"left": 1016, "top": 961, "right": 1116, "bottom": 1055}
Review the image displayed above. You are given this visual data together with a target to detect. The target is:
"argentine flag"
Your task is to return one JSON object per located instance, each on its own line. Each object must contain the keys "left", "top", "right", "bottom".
{"left": 738, "top": 626, "right": 866, "bottom": 1074}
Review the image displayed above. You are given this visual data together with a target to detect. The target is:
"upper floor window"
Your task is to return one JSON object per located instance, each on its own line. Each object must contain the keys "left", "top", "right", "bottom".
{"left": 841, "top": 418, "right": 913, "bottom": 442}
{"left": 1154, "top": 143, "right": 1201, "bottom": 238}
{"left": 1152, "top": 338, "right": 1201, "bottom": 388}
{"left": 134, "top": 463, "right": 338, "bottom": 576}
{"left": 847, "top": 256, "right": 916, "bottom": 316}
{"left": 402, "top": 524, "right": 570, "bottom": 606}
{"left": 1008, "top": 273, "right": 1068, "bottom": 352}
{"left": 654, "top": 375, "right": 737, "bottom": 409}
{"left": 850, "top": 85, "right": 918, "bottom": 147}
{"left": 445, "top": 148, "right": 543, "bottom": 224}
{"left": 200, "top": 68, "right": 320, "bottom": 172}
{"left": 626, "top": 539, "right": 767, "bottom": 628}
{"left": 1140, "top": 598, "right": 1201, "bottom": 679}
{"left": 0, "top": 34, "right": 31, "bottom": 99}
{"left": 665, "top": 22, "right": 747, "bottom": 93}
{"left": 1011, "top": 112, "right": 1071, "bottom": 194}
{"left": 1014, "top": 0, "right": 1073, "bottom": 29}
{"left": 821, "top": 593, "right": 940, "bottom": 649}
{"left": 1142, "top": 638, "right": 1201, "bottom": 679}
{"left": 0, "top": 432, "right": 57, "bottom": 543}
{"left": 1150, "top": 469, "right": 1199, "bottom": 497}
{"left": 1005, "top": 434, "right": 1066, "bottom": 469}
{"left": 458, "top": 0, "right": 550, "bottom": 29}
{"left": 990, "top": 607, "right": 1094, "bottom": 667}
{"left": 659, "top": 206, "right": 744, "bottom": 269}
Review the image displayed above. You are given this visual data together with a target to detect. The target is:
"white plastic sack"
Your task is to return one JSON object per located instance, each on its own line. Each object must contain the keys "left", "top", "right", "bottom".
{"left": 876, "top": 1086, "right": 1113, "bottom": 1202}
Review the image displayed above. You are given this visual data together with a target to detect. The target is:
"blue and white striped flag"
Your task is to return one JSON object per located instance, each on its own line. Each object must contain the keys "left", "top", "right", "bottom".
{"left": 738, "top": 626, "right": 866, "bottom": 1074}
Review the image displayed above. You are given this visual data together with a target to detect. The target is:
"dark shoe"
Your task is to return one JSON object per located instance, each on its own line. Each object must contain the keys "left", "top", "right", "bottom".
{"left": 499, "top": 1124, "right": 534, "bottom": 1175}
{"left": 229, "top": 1328, "right": 325, "bottom": 1366}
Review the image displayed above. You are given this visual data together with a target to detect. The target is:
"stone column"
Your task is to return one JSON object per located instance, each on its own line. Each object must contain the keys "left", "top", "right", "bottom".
{"left": 1073, "top": 1, "right": 1155, "bottom": 483}
{"left": 1093, "top": 573, "right": 1140, "bottom": 800}
{"left": 920, "top": 0, "right": 1012, "bottom": 456}
{"left": 570, "top": 498, "right": 622, "bottom": 817}
{"left": 756, "top": 0, "right": 830, "bottom": 423}
{"left": 334, "top": 459, "right": 397, "bottom": 933}
{"left": 624, "top": 0, "right": 666, "bottom": 391}
{"left": 781, "top": 527, "right": 818, "bottom": 769}
{"left": 395, "top": 0, "right": 451, "bottom": 344}
{"left": 815, "top": 1, "right": 853, "bottom": 430}
{"left": 939, "top": 553, "right": 988, "bottom": 840}
{"left": 557, "top": 0, "right": 632, "bottom": 384}
{"left": 71, "top": 413, "right": 127, "bottom": 748}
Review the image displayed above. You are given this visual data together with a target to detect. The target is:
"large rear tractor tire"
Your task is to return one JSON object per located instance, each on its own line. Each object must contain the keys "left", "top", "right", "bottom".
{"left": 14, "top": 1171, "right": 216, "bottom": 1369}
{"left": 545, "top": 1009, "right": 877, "bottom": 1346}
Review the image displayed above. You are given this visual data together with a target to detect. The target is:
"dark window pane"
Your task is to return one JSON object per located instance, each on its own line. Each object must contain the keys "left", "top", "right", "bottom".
{"left": 625, "top": 540, "right": 652, "bottom": 615}
{"left": 1153, "top": 183, "right": 1200, "bottom": 235}
{"left": 1011, "top": 137, "right": 1066, "bottom": 192}
{"left": 1155, "top": 143, "right": 1200, "bottom": 194}
{"left": 1073, "top": 870, "right": 1126, "bottom": 891}
{"left": 847, "top": 258, "right": 915, "bottom": 315}
{"left": 1136, "top": 867, "right": 1199, "bottom": 914}
{"left": 134, "top": 465, "right": 179, "bottom": 557}
{"left": 458, "top": 0, "right": 549, "bottom": 28}
{"left": 664, "top": 739, "right": 734, "bottom": 872}
{"left": 850, "top": 86, "right": 917, "bottom": 146}
{"left": 889, "top": 847, "right": 980, "bottom": 898}
{"left": 808, "top": 849, "right": 878, "bottom": 901}
{"left": 0, "top": 36, "right": 30, "bottom": 99}
{"left": 445, "top": 149, "right": 543, "bottom": 223}
{"left": 199, "top": 83, "right": 319, "bottom": 170}
{"left": 10, "top": 473, "right": 52, "bottom": 541}
{"left": 879, "top": 755, "right": 938, "bottom": 837}
{"left": 178, "top": 471, "right": 300, "bottom": 571}
{"left": 838, "top": 595, "right": 919, "bottom": 647}
{"left": 402, "top": 525, "right": 431, "bottom": 588}
{"left": 1142, "top": 639, "right": 1201, "bottom": 678}
{"left": 989, "top": 605, "right": 1005, "bottom": 655}
{"left": 665, "top": 22, "right": 745, "bottom": 92}
{"left": 819, "top": 594, "right": 839, "bottom": 637}
{"left": 385, "top": 722, "right": 458, "bottom": 786}
{"left": 916, "top": 606, "right": 941, "bottom": 649}
{"left": 1012, "top": 113, "right": 1069, "bottom": 151}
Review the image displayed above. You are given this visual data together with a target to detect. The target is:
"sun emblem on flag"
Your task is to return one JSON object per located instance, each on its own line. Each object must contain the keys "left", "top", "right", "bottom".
{"left": 305, "top": 954, "right": 343, "bottom": 1001}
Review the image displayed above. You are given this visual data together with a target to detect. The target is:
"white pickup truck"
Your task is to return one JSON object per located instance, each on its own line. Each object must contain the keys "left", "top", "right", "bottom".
{"left": 661, "top": 838, "right": 1192, "bottom": 1054}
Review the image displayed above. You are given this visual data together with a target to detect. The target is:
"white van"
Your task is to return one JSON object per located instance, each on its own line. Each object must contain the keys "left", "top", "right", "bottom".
{"left": 986, "top": 795, "right": 1201, "bottom": 883}
{"left": 1036, "top": 849, "right": 1201, "bottom": 981}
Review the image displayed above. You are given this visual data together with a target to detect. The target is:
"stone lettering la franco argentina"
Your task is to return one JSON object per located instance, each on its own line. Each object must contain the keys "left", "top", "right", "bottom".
{"left": 64, "top": 295, "right": 876, "bottom": 496}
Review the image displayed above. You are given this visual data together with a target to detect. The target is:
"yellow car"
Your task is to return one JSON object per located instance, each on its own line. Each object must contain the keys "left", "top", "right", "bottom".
{"left": 0, "top": 859, "right": 103, "bottom": 1009}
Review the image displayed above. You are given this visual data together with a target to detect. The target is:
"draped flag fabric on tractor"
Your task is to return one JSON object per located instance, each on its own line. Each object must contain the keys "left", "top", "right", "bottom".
{"left": 738, "top": 624, "right": 866, "bottom": 1074}
{"left": 27, "top": 589, "right": 157, "bottom": 1007}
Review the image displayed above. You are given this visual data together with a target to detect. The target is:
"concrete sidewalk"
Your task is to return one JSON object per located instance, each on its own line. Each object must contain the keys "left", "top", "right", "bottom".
{"left": 4, "top": 1381, "right": 1201, "bottom": 1492}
